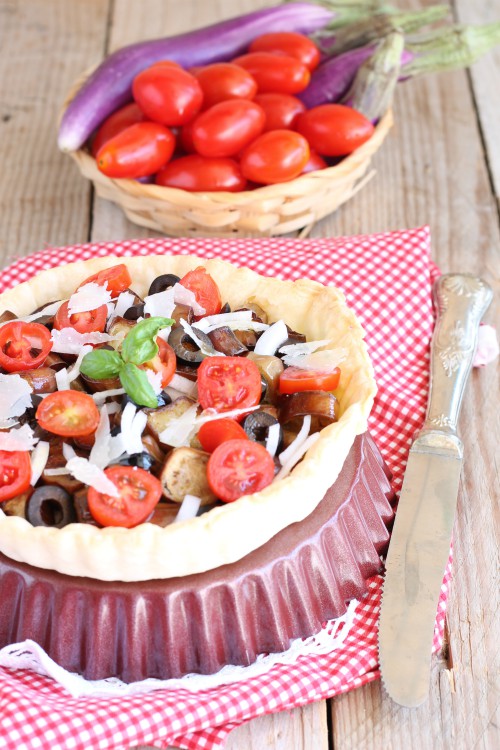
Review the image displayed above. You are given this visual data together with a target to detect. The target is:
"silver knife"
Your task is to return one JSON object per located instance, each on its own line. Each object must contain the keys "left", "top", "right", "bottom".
{"left": 378, "top": 272, "right": 493, "bottom": 707}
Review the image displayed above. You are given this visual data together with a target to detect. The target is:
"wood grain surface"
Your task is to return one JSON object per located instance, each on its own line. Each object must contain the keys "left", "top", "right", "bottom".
{"left": 0, "top": 1, "right": 498, "bottom": 749}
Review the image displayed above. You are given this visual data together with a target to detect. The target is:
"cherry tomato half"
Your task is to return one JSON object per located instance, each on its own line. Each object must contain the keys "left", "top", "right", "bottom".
{"left": 197, "top": 356, "right": 262, "bottom": 415}
{"left": 191, "top": 99, "right": 265, "bottom": 158}
{"left": 140, "top": 338, "right": 176, "bottom": 388}
{"left": 132, "top": 65, "right": 203, "bottom": 126}
{"left": 296, "top": 104, "right": 375, "bottom": 157}
{"left": 232, "top": 52, "right": 310, "bottom": 94}
{"left": 198, "top": 418, "right": 249, "bottom": 453}
{"left": 36, "top": 390, "right": 100, "bottom": 437}
{"left": 155, "top": 154, "right": 246, "bottom": 192}
{"left": 0, "top": 321, "right": 52, "bottom": 373}
{"left": 207, "top": 439, "right": 275, "bottom": 503}
{"left": 194, "top": 63, "right": 258, "bottom": 109}
{"left": 240, "top": 130, "right": 310, "bottom": 185}
{"left": 53, "top": 301, "right": 107, "bottom": 334}
{"left": 278, "top": 366, "right": 341, "bottom": 395}
{"left": 96, "top": 122, "right": 176, "bottom": 179}
{"left": 301, "top": 150, "right": 328, "bottom": 174}
{"left": 91, "top": 103, "right": 147, "bottom": 157}
{"left": 249, "top": 32, "right": 321, "bottom": 71}
{"left": 0, "top": 450, "right": 31, "bottom": 502}
{"left": 87, "top": 465, "right": 162, "bottom": 528}
{"left": 178, "top": 266, "right": 223, "bottom": 316}
{"left": 254, "top": 93, "right": 306, "bottom": 132}
{"left": 79, "top": 263, "right": 132, "bottom": 298}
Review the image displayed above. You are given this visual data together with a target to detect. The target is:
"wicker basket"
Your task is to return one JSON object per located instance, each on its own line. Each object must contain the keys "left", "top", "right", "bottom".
{"left": 62, "top": 71, "right": 393, "bottom": 238}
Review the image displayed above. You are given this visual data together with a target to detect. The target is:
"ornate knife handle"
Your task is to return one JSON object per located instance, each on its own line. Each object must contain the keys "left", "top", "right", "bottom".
{"left": 417, "top": 274, "right": 493, "bottom": 454}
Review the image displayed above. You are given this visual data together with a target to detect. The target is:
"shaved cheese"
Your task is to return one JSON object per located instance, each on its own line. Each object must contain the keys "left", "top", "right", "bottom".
{"left": 0, "top": 424, "right": 38, "bottom": 452}
{"left": 66, "top": 344, "right": 92, "bottom": 384}
{"left": 62, "top": 443, "right": 76, "bottom": 461}
{"left": 158, "top": 402, "right": 200, "bottom": 448}
{"left": 92, "top": 388, "right": 126, "bottom": 403}
{"left": 265, "top": 422, "right": 281, "bottom": 458}
{"left": 195, "top": 310, "right": 252, "bottom": 333}
{"left": 113, "top": 290, "right": 136, "bottom": 319}
{"left": 195, "top": 405, "right": 260, "bottom": 425}
{"left": 0, "top": 418, "right": 19, "bottom": 429}
{"left": 105, "top": 401, "right": 121, "bottom": 414}
{"left": 0, "top": 373, "right": 33, "bottom": 421}
{"left": 281, "top": 346, "right": 347, "bottom": 372}
{"left": 66, "top": 456, "right": 119, "bottom": 497}
{"left": 144, "top": 288, "right": 176, "bottom": 318}
{"left": 180, "top": 319, "right": 220, "bottom": 356}
{"left": 157, "top": 326, "right": 172, "bottom": 342}
{"left": 279, "top": 415, "right": 311, "bottom": 466}
{"left": 44, "top": 467, "right": 70, "bottom": 476}
{"left": 174, "top": 283, "right": 205, "bottom": 316}
{"left": 51, "top": 327, "right": 118, "bottom": 354}
{"left": 30, "top": 441, "right": 50, "bottom": 485}
{"left": 274, "top": 432, "right": 320, "bottom": 481}
{"left": 89, "top": 406, "right": 111, "bottom": 469}
{"left": 174, "top": 494, "right": 202, "bottom": 523}
{"left": 22, "top": 299, "right": 65, "bottom": 323}
{"left": 120, "top": 402, "right": 147, "bottom": 455}
{"left": 254, "top": 319, "right": 288, "bottom": 355}
{"left": 168, "top": 374, "right": 198, "bottom": 399}
{"left": 279, "top": 338, "right": 332, "bottom": 356}
{"left": 67, "top": 282, "right": 112, "bottom": 314}
{"left": 55, "top": 368, "right": 70, "bottom": 391}
{"left": 145, "top": 370, "right": 163, "bottom": 396}
{"left": 198, "top": 318, "right": 269, "bottom": 334}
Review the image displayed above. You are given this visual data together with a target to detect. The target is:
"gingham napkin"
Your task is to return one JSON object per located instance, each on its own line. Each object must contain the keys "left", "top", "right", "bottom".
{"left": 0, "top": 227, "right": 450, "bottom": 750}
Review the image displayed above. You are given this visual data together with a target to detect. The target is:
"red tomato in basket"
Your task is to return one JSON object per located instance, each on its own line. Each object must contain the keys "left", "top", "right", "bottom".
{"left": 198, "top": 418, "right": 249, "bottom": 453}
{"left": 301, "top": 150, "right": 328, "bottom": 174}
{"left": 207, "top": 439, "right": 275, "bottom": 503}
{"left": 0, "top": 321, "right": 52, "bottom": 373}
{"left": 240, "top": 130, "right": 310, "bottom": 185}
{"left": 197, "top": 356, "right": 262, "bottom": 415}
{"left": 155, "top": 154, "right": 247, "bottom": 192}
{"left": 194, "top": 63, "right": 258, "bottom": 109}
{"left": 0, "top": 450, "right": 31, "bottom": 502}
{"left": 249, "top": 32, "right": 321, "bottom": 71}
{"left": 296, "top": 104, "right": 374, "bottom": 157}
{"left": 232, "top": 52, "right": 310, "bottom": 94}
{"left": 254, "top": 93, "right": 306, "bottom": 132}
{"left": 191, "top": 100, "right": 265, "bottom": 158}
{"left": 96, "top": 122, "right": 175, "bottom": 178}
{"left": 91, "top": 103, "right": 147, "bottom": 157}
{"left": 132, "top": 65, "right": 203, "bottom": 126}
{"left": 87, "top": 465, "right": 162, "bottom": 528}
{"left": 178, "top": 267, "right": 222, "bottom": 316}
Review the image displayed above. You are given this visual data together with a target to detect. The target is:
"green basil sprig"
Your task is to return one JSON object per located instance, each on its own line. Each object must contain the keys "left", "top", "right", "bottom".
{"left": 79, "top": 316, "right": 174, "bottom": 407}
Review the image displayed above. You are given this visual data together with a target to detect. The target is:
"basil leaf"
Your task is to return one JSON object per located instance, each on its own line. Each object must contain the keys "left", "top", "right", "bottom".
{"left": 121, "top": 316, "right": 174, "bottom": 365}
{"left": 79, "top": 349, "right": 123, "bottom": 380}
{"left": 119, "top": 363, "right": 158, "bottom": 408}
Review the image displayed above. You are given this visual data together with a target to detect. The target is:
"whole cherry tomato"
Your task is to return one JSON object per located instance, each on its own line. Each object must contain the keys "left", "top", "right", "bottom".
{"left": 180, "top": 120, "right": 197, "bottom": 153}
{"left": 87, "top": 465, "right": 162, "bottom": 528}
{"left": 232, "top": 52, "right": 310, "bottom": 94}
{"left": 91, "top": 103, "right": 147, "bottom": 157}
{"left": 249, "top": 31, "right": 321, "bottom": 71}
{"left": 296, "top": 104, "right": 375, "bottom": 157}
{"left": 132, "top": 64, "right": 203, "bottom": 126}
{"left": 0, "top": 450, "right": 31, "bottom": 503}
{"left": 96, "top": 122, "right": 175, "bottom": 178}
{"left": 240, "top": 130, "right": 310, "bottom": 185}
{"left": 301, "top": 150, "right": 328, "bottom": 174}
{"left": 194, "top": 63, "right": 258, "bottom": 109}
{"left": 207, "top": 439, "right": 275, "bottom": 503}
{"left": 155, "top": 154, "right": 247, "bottom": 192}
{"left": 254, "top": 93, "right": 305, "bottom": 132}
{"left": 178, "top": 267, "right": 222, "bottom": 316}
{"left": 191, "top": 99, "right": 265, "bottom": 158}
{"left": 0, "top": 321, "right": 52, "bottom": 373}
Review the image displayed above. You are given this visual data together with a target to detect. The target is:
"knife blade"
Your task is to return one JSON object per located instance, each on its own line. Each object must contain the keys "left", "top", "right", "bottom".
{"left": 378, "top": 272, "right": 493, "bottom": 708}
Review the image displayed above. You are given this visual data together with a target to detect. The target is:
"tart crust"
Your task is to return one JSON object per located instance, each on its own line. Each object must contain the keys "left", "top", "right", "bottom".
{"left": 0, "top": 255, "right": 376, "bottom": 581}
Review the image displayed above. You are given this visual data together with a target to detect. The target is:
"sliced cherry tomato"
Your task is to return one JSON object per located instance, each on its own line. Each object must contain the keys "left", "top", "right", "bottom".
{"left": 254, "top": 93, "right": 305, "bottom": 132}
{"left": 155, "top": 154, "right": 246, "bottom": 192}
{"left": 301, "top": 150, "right": 328, "bottom": 174}
{"left": 178, "top": 267, "right": 222, "bottom": 316}
{"left": 140, "top": 337, "right": 176, "bottom": 387}
{"left": 278, "top": 366, "right": 341, "bottom": 395}
{"left": 198, "top": 418, "right": 249, "bottom": 453}
{"left": 96, "top": 122, "right": 176, "bottom": 179}
{"left": 87, "top": 465, "right": 162, "bottom": 528}
{"left": 232, "top": 52, "right": 310, "bottom": 94}
{"left": 197, "top": 356, "right": 262, "bottom": 415}
{"left": 191, "top": 99, "right": 265, "bottom": 158}
{"left": 249, "top": 32, "right": 321, "bottom": 71}
{"left": 240, "top": 130, "right": 310, "bottom": 185}
{"left": 0, "top": 450, "right": 31, "bottom": 502}
{"left": 79, "top": 263, "right": 132, "bottom": 298}
{"left": 132, "top": 65, "right": 203, "bottom": 126}
{"left": 90, "top": 103, "right": 147, "bottom": 157}
{"left": 194, "top": 63, "right": 258, "bottom": 109}
{"left": 207, "top": 439, "right": 275, "bottom": 503}
{"left": 53, "top": 301, "right": 107, "bottom": 334}
{"left": 296, "top": 104, "right": 375, "bottom": 157}
{"left": 36, "top": 390, "right": 100, "bottom": 437}
{"left": 0, "top": 321, "right": 52, "bottom": 373}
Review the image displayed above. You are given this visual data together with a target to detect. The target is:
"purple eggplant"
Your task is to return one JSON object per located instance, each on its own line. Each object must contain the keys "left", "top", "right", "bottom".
{"left": 58, "top": 3, "right": 333, "bottom": 152}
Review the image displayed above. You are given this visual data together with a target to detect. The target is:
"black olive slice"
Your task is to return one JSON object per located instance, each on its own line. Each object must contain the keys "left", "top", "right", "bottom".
{"left": 26, "top": 486, "right": 76, "bottom": 528}
{"left": 243, "top": 410, "right": 283, "bottom": 448}
{"left": 168, "top": 325, "right": 216, "bottom": 364}
{"left": 117, "top": 451, "right": 156, "bottom": 472}
{"left": 148, "top": 273, "right": 181, "bottom": 296}
{"left": 123, "top": 302, "right": 145, "bottom": 320}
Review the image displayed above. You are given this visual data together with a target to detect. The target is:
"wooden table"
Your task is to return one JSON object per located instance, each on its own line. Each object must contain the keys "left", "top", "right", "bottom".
{"left": 0, "top": 1, "right": 498, "bottom": 748}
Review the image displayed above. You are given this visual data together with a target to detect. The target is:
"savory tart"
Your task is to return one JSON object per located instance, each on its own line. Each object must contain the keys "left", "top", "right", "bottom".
{"left": 0, "top": 255, "right": 376, "bottom": 581}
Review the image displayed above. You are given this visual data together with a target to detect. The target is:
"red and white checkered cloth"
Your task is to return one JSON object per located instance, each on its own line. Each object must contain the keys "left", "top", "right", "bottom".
{"left": 0, "top": 227, "right": 451, "bottom": 750}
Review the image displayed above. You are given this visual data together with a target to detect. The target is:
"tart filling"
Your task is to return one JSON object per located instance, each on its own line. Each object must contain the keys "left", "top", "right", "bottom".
{"left": 0, "top": 255, "right": 375, "bottom": 581}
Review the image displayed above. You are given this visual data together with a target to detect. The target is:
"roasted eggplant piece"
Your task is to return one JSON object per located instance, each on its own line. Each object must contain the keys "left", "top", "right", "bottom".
{"left": 44, "top": 352, "right": 67, "bottom": 371}
{"left": 246, "top": 352, "right": 284, "bottom": 403}
{"left": 17, "top": 367, "right": 56, "bottom": 393}
{"left": 148, "top": 273, "right": 180, "bottom": 296}
{"left": 208, "top": 326, "right": 248, "bottom": 356}
{"left": 1, "top": 489, "right": 32, "bottom": 517}
{"left": 144, "top": 396, "right": 196, "bottom": 443}
{"left": 148, "top": 501, "right": 179, "bottom": 527}
{"left": 26, "top": 485, "right": 76, "bottom": 528}
{"left": 279, "top": 390, "right": 339, "bottom": 431}
{"left": 170, "top": 303, "right": 194, "bottom": 326}
{"left": 73, "top": 487, "right": 97, "bottom": 525}
{"left": 0, "top": 310, "right": 17, "bottom": 325}
{"left": 107, "top": 316, "right": 136, "bottom": 349}
{"left": 160, "top": 447, "right": 217, "bottom": 505}
{"left": 278, "top": 325, "right": 307, "bottom": 350}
